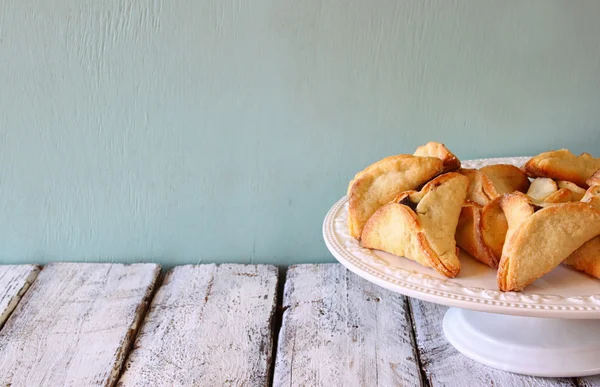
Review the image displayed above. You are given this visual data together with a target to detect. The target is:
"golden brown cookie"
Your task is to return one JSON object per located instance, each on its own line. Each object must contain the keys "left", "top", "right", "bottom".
{"left": 347, "top": 154, "right": 444, "bottom": 239}
{"left": 459, "top": 168, "right": 497, "bottom": 206}
{"left": 459, "top": 164, "right": 530, "bottom": 207}
{"left": 479, "top": 195, "right": 510, "bottom": 265}
{"left": 361, "top": 172, "right": 469, "bottom": 278}
{"left": 587, "top": 170, "right": 600, "bottom": 187}
{"left": 526, "top": 178, "right": 558, "bottom": 201}
{"left": 582, "top": 185, "right": 600, "bottom": 208}
{"left": 480, "top": 164, "right": 531, "bottom": 197}
{"left": 413, "top": 141, "right": 461, "bottom": 173}
{"left": 455, "top": 201, "right": 499, "bottom": 268}
{"left": 455, "top": 165, "right": 531, "bottom": 268}
{"left": 497, "top": 200, "right": 600, "bottom": 292}
{"left": 557, "top": 180, "right": 586, "bottom": 201}
{"left": 563, "top": 236, "right": 600, "bottom": 280}
{"left": 522, "top": 149, "right": 600, "bottom": 188}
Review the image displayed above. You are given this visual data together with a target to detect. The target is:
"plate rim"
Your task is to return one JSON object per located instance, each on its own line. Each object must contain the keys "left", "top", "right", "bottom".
{"left": 323, "top": 156, "right": 600, "bottom": 319}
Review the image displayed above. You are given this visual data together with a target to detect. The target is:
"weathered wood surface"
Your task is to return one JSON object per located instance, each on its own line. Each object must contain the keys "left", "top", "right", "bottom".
{"left": 117, "top": 263, "right": 278, "bottom": 387}
{"left": 579, "top": 376, "right": 600, "bottom": 386}
{"left": 409, "top": 299, "right": 576, "bottom": 387}
{"left": 272, "top": 264, "right": 421, "bottom": 387}
{"left": 0, "top": 264, "right": 40, "bottom": 329}
{"left": 0, "top": 262, "right": 160, "bottom": 387}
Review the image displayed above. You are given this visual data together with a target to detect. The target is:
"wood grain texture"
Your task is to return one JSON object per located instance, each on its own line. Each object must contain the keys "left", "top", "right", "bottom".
{"left": 0, "top": 264, "right": 40, "bottom": 329}
{"left": 579, "top": 376, "right": 600, "bottom": 387}
{"left": 117, "top": 263, "right": 278, "bottom": 387}
{"left": 272, "top": 264, "right": 421, "bottom": 387}
{"left": 0, "top": 262, "right": 160, "bottom": 387}
{"left": 409, "top": 299, "right": 576, "bottom": 387}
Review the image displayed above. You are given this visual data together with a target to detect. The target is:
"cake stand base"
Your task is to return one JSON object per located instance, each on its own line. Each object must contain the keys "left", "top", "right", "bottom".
{"left": 443, "top": 307, "right": 600, "bottom": 377}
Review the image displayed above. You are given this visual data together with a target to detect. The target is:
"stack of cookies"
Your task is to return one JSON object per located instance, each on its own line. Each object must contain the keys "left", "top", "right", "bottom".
{"left": 347, "top": 143, "right": 600, "bottom": 292}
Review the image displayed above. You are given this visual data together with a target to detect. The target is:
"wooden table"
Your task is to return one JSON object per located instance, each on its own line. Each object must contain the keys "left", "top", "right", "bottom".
{"left": 0, "top": 262, "right": 598, "bottom": 387}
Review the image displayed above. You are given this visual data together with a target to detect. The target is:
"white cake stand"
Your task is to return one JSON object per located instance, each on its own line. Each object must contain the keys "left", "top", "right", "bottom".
{"left": 323, "top": 156, "right": 600, "bottom": 378}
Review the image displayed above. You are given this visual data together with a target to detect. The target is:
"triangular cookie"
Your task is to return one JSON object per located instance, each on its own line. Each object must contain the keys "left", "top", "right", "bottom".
{"left": 497, "top": 200, "right": 600, "bottom": 291}
{"left": 472, "top": 187, "right": 594, "bottom": 273}
{"left": 479, "top": 164, "right": 531, "bottom": 198}
{"left": 454, "top": 164, "right": 530, "bottom": 268}
{"left": 360, "top": 172, "right": 468, "bottom": 278}
{"left": 563, "top": 236, "right": 600, "bottom": 279}
{"left": 479, "top": 195, "right": 509, "bottom": 263}
{"left": 562, "top": 187, "right": 600, "bottom": 278}
{"left": 458, "top": 168, "right": 496, "bottom": 206}
{"left": 347, "top": 154, "right": 444, "bottom": 239}
{"left": 582, "top": 185, "right": 600, "bottom": 208}
{"left": 458, "top": 193, "right": 534, "bottom": 271}
{"left": 588, "top": 170, "right": 600, "bottom": 186}
{"left": 522, "top": 149, "right": 600, "bottom": 188}
{"left": 557, "top": 180, "right": 586, "bottom": 201}
{"left": 413, "top": 141, "right": 461, "bottom": 173}
{"left": 455, "top": 201, "right": 499, "bottom": 268}
{"left": 459, "top": 165, "right": 530, "bottom": 207}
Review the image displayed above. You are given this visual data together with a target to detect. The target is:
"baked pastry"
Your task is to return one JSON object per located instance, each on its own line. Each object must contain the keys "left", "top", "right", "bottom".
{"left": 456, "top": 194, "right": 512, "bottom": 269}
{"left": 497, "top": 198, "right": 600, "bottom": 292}
{"left": 347, "top": 154, "right": 444, "bottom": 239}
{"left": 459, "top": 168, "right": 494, "bottom": 206}
{"left": 544, "top": 188, "right": 581, "bottom": 203}
{"left": 525, "top": 177, "right": 588, "bottom": 206}
{"left": 454, "top": 165, "right": 530, "bottom": 267}
{"left": 479, "top": 164, "right": 531, "bottom": 197}
{"left": 522, "top": 149, "right": 600, "bottom": 188}
{"left": 526, "top": 177, "right": 586, "bottom": 204}
{"left": 361, "top": 172, "right": 468, "bottom": 278}
{"left": 563, "top": 236, "right": 600, "bottom": 280}
{"left": 413, "top": 142, "right": 461, "bottom": 173}
{"left": 557, "top": 180, "right": 586, "bottom": 201}
{"left": 455, "top": 201, "right": 499, "bottom": 268}
{"left": 560, "top": 187, "right": 600, "bottom": 279}
{"left": 526, "top": 178, "right": 558, "bottom": 201}
{"left": 474, "top": 186, "right": 598, "bottom": 277}
{"left": 480, "top": 188, "right": 579, "bottom": 266}
{"left": 347, "top": 144, "right": 600, "bottom": 290}
{"left": 459, "top": 165, "right": 530, "bottom": 206}
{"left": 587, "top": 170, "right": 600, "bottom": 187}
{"left": 498, "top": 193, "right": 536, "bottom": 254}
{"left": 480, "top": 196, "right": 508, "bottom": 262}
{"left": 582, "top": 185, "right": 600, "bottom": 208}
{"left": 478, "top": 191, "right": 600, "bottom": 286}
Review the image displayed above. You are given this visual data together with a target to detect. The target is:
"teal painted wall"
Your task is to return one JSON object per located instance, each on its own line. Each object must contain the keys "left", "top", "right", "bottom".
{"left": 1, "top": 0, "right": 600, "bottom": 267}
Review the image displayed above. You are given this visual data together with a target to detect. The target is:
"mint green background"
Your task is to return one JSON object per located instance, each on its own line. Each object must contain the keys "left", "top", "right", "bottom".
{"left": 1, "top": 1, "right": 599, "bottom": 267}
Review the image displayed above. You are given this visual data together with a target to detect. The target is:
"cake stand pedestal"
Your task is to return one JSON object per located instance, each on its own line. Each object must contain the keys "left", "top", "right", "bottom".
{"left": 443, "top": 307, "right": 600, "bottom": 377}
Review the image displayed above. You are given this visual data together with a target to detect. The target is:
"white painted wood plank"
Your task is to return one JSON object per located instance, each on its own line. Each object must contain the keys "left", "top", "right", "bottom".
{"left": 0, "top": 264, "right": 40, "bottom": 329}
{"left": 272, "top": 264, "right": 421, "bottom": 387}
{"left": 579, "top": 375, "right": 600, "bottom": 386}
{"left": 117, "top": 263, "right": 278, "bottom": 387}
{"left": 0, "top": 262, "right": 160, "bottom": 387}
{"left": 409, "top": 299, "right": 575, "bottom": 387}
